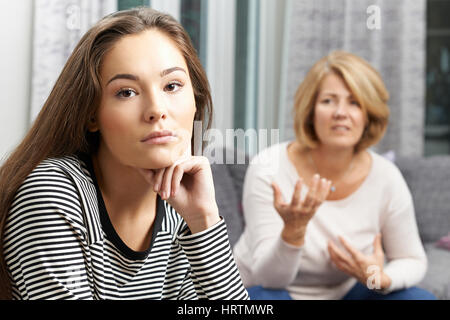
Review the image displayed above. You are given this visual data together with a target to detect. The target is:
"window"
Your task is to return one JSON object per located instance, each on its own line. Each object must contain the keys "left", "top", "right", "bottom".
{"left": 118, "top": 0, "right": 150, "bottom": 11}
{"left": 180, "top": 0, "right": 207, "bottom": 66}
{"left": 234, "top": 0, "right": 259, "bottom": 132}
{"left": 425, "top": 0, "right": 450, "bottom": 156}
{"left": 117, "top": 0, "right": 206, "bottom": 66}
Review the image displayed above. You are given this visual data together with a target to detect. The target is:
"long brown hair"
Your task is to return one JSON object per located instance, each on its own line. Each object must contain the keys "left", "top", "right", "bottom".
{"left": 0, "top": 7, "right": 212, "bottom": 299}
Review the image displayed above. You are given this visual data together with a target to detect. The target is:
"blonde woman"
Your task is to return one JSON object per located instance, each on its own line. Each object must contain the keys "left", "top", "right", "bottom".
{"left": 0, "top": 8, "right": 248, "bottom": 300}
{"left": 233, "top": 51, "right": 435, "bottom": 300}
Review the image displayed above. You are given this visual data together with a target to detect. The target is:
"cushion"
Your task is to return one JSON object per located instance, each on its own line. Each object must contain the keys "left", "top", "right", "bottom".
{"left": 419, "top": 243, "right": 450, "bottom": 299}
{"left": 209, "top": 147, "right": 249, "bottom": 247}
{"left": 395, "top": 155, "right": 450, "bottom": 242}
{"left": 436, "top": 233, "right": 450, "bottom": 251}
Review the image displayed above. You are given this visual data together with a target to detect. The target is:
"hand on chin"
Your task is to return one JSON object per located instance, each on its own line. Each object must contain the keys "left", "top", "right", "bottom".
{"left": 137, "top": 155, "right": 220, "bottom": 234}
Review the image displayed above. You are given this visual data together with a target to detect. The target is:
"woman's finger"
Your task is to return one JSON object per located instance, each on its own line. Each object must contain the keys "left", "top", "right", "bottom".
{"left": 303, "top": 174, "right": 320, "bottom": 209}
{"left": 173, "top": 156, "right": 206, "bottom": 175}
{"left": 166, "top": 157, "right": 209, "bottom": 195}
{"left": 318, "top": 178, "right": 332, "bottom": 202}
{"left": 163, "top": 156, "right": 202, "bottom": 199}
{"left": 329, "top": 247, "right": 354, "bottom": 275}
{"left": 153, "top": 168, "right": 166, "bottom": 193}
{"left": 271, "top": 182, "right": 286, "bottom": 211}
{"left": 171, "top": 159, "right": 189, "bottom": 197}
{"left": 338, "top": 236, "right": 365, "bottom": 264}
{"left": 160, "top": 164, "right": 177, "bottom": 200}
{"left": 373, "top": 233, "right": 384, "bottom": 259}
{"left": 328, "top": 240, "right": 355, "bottom": 268}
{"left": 290, "top": 179, "right": 303, "bottom": 207}
{"left": 309, "top": 178, "right": 330, "bottom": 211}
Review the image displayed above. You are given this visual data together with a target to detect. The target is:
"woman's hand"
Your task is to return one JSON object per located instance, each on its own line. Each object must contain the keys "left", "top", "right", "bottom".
{"left": 271, "top": 174, "right": 332, "bottom": 247}
{"left": 138, "top": 156, "right": 220, "bottom": 234}
{"left": 328, "top": 234, "right": 392, "bottom": 290}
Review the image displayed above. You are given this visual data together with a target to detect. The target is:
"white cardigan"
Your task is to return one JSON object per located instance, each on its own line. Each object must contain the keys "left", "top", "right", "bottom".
{"left": 233, "top": 141, "right": 427, "bottom": 300}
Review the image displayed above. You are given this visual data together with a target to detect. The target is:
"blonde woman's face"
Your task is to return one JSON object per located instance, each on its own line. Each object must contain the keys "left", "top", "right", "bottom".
{"left": 313, "top": 73, "right": 366, "bottom": 150}
{"left": 92, "top": 29, "right": 196, "bottom": 169}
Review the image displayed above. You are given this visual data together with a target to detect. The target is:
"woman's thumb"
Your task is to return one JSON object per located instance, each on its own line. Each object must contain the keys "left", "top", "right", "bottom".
{"left": 374, "top": 233, "right": 383, "bottom": 256}
{"left": 271, "top": 181, "right": 284, "bottom": 209}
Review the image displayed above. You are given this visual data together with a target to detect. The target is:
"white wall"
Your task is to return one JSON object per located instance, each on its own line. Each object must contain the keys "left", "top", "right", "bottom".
{"left": 257, "top": 0, "right": 286, "bottom": 132}
{"left": 0, "top": 0, "right": 33, "bottom": 163}
{"left": 206, "top": 0, "right": 236, "bottom": 135}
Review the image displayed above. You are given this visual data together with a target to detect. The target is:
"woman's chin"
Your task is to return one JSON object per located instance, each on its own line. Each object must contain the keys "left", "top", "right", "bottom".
{"left": 138, "top": 149, "right": 185, "bottom": 169}
{"left": 318, "top": 137, "right": 361, "bottom": 150}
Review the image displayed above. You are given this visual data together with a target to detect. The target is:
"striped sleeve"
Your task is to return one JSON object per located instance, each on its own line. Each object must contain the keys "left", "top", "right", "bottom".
{"left": 176, "top": 218, "right": 249, "bottom": 300}
{"left": 3, "top": 164, "right": 93, "bottom": 300}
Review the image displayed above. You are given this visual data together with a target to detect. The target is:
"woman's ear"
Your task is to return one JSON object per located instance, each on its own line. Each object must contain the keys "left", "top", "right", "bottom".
{"left": 87, "top": 117, "right": 99, "bottom": 132}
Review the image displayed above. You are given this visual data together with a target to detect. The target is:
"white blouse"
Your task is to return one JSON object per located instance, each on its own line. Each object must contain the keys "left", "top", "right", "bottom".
{"left": 233, "top": 141, "right": 427, "bottom": 300}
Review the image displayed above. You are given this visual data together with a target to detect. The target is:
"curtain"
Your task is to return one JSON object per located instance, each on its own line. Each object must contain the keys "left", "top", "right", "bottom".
{"left": 30, "top": 0, "right": 117, "bottom": 122}
{"left": 279, "top": 0, "right": 426, "bottom": 156}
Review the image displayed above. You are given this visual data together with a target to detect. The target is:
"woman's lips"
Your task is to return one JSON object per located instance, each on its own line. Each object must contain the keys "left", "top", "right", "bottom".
{"left": 331, "top": 125, "right": 350, "bottom": 131}
{"left": 141, "top": 130, "right": 178, "bottom": 145}
{"left": 142, "top": 135, "right": 177, "bottom": 145}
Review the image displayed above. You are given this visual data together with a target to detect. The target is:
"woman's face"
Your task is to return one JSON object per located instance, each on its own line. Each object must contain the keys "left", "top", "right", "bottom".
{"left": 313, "top": 72, "right": 366, "bottom": 150}
{"left": 93, "top": 29, "right": 196, "bottom": 169}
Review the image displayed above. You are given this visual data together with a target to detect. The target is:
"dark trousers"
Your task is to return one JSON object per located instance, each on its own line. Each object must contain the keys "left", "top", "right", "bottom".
{"left": 247, "top": 283, "right": 437, "bottom": 300}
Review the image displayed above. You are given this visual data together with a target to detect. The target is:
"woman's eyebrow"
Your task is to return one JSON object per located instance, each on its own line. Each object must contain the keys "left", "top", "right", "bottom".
{"left": 319, "top": 92, "right": 338, "bottom": 97}
{"left": 106, "top": 68, "right": 186, "bottom": 85}
{"left": 160, "top": 67, "right": 186, "bottom": 77}
{"left": 107, "top": 73, "right": 139, "bottom": 85}
{"left": 319, "top": 92, "right": 353, "bottom": 98}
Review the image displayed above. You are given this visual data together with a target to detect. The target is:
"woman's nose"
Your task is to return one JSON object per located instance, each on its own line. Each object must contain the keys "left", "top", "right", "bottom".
{"left": 333, "top": 101, "right": 349, "bottom": 118}
{"left": 146, "top": 109, "right": 167, "bottom": 122}
{"left": 144, "top": 92, "right": 168, "bottom": 122}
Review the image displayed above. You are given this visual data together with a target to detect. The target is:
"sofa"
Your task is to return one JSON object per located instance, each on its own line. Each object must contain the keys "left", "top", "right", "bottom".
{"left": 210, "top": 148, "right": 450, "bottom": 300}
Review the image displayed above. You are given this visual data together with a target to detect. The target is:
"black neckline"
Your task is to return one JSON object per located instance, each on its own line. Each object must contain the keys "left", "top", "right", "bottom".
{"left": 79, "top": 152, "right": 165, "bottom": 261}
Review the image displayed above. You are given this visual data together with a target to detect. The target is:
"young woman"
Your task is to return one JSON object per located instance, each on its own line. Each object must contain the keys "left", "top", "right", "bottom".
{"left": 233, "top": 51, "right": 436, "bottom": 300}
{"left": 0, "top": 8, "right": 248, "bottom": 300}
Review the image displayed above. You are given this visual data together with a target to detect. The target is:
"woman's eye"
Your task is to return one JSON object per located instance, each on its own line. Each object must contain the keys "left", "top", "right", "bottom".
{"left": 116, "top": 89, "right": 137, "bottom": 98}
{"left": 321, "top": 99, "right": 331, "bottom": 104}
{"left": 165, "top": 82, "right": 183, "bottom": 93}
{"left": 350, "top": 100, "right": 360, "bottom": 107}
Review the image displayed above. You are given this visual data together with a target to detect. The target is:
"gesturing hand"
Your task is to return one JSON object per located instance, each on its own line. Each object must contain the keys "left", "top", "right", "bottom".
{"left": 138, "top": 156, "right": 220, "bottom": 234}
{"left": 328, "top": 234, "right": 392, "bottom": 290}
{"left": 271, "top": 174, "right": 332, "bottom": 247}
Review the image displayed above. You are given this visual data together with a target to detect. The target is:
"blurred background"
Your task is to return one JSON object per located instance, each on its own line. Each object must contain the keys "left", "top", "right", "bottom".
{"left": 0, "top": 0, "right": 449, "bottom": 162}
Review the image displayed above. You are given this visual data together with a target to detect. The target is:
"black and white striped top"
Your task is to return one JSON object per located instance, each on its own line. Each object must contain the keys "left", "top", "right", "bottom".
{"left": 3, "top": 154, "right": 249, "bottom": 300}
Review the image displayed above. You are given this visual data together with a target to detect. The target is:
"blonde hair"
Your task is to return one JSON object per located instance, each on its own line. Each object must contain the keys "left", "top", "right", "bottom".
{"left": 293, "top": 50, "right": 390, "bottom": 152}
